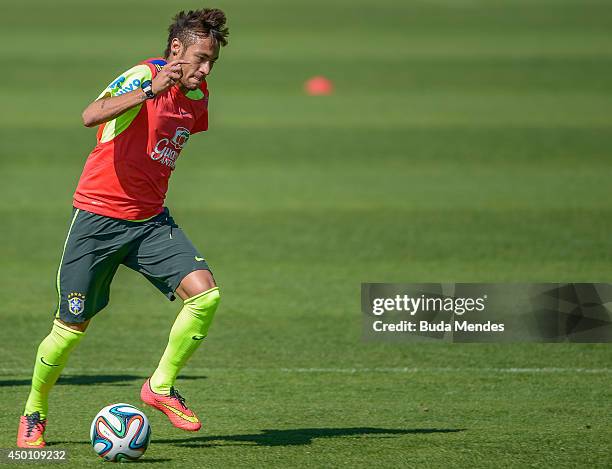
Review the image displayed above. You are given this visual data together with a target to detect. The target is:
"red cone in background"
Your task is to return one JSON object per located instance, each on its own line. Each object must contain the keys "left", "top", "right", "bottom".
{"left": 305, "top": 76, "right": 333, "bottom": 95}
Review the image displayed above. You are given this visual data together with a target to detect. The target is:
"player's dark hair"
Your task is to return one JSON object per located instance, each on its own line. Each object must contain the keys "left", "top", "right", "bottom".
{"left": 164, "top": 8, "right": 229, "bottom": 57}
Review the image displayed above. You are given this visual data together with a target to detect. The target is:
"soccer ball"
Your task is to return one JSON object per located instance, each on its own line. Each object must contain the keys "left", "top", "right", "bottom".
{"left": 90, "top": 403, "right": 151, "bottom": 462}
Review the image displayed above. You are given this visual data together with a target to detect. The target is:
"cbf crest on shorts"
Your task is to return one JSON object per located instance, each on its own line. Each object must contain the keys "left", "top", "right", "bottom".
{"left": 67, "top": 292, "right": 86, "bottom": 316}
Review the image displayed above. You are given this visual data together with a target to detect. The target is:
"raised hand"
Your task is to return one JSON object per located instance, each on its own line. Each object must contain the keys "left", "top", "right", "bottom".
{"left": 151, "top": 60, "right": 190, "bottom": 95}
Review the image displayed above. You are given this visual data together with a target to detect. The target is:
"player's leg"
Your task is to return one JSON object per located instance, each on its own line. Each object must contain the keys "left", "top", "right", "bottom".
{"left": 18, "top": 318, "right": 89, "bottom": 447}
{"left": 141, "top": 271, "right": 219, "bottom": 431}
{"left": 18, "top": 209, "right": 127, "bottom": 448}
{"left": 24, "top": 319, "right": 90, "bottom": 416}
{"left": 18, "top": 209, "right": 86, "bottom": 448}
{"left": 149, "top": 270, "right": 218, "bottom": 393}
{"left": 124, "top": 209, "right": 220, "bottom": 431}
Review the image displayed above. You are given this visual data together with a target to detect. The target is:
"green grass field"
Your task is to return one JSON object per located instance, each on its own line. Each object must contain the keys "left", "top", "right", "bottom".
{"left": 1, "top": 0, "right": 611, "bottom": 467}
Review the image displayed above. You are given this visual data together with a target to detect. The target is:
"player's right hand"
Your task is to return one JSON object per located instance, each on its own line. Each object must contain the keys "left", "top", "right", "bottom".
{"left": 151, "top": 60, "right": 190, "bottom": 95}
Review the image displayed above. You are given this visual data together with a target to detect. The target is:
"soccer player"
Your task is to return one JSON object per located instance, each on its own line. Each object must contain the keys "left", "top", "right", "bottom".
{"left": 17, "top": 9, "right": 229, "bottom": 448}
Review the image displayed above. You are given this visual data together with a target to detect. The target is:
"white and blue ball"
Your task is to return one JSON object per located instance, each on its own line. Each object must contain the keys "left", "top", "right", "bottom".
{"left": 90, "top": 403, "right": 151, "bottom": 462}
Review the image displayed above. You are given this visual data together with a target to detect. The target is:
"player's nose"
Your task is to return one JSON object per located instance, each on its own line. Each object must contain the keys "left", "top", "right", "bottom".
{"left": 200, "top": 61, "right": 212, "bottom": 76}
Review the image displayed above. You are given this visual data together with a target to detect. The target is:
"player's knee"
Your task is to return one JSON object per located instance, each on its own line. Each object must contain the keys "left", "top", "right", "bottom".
{"left": 177, "top": 269, "right": 217, "bottom": 299}
{"left": 185, "top": 287, "right": 221, "bottom": 315}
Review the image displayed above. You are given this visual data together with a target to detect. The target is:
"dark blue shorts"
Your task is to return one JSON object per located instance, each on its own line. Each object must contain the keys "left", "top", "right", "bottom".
{"left": 54, "top": 207, "right": 211, "bottom": 323}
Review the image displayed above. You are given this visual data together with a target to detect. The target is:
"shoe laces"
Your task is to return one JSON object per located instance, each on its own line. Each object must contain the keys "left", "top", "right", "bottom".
{"left": 169, "top": 387, "right": 187, "bottom": 409}
{"left": 25, "top": 412, "right": 43, "bottom": 437}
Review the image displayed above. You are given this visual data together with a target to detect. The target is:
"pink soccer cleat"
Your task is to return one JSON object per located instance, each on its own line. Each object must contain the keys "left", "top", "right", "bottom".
{"left": 140, "top": 379, "right": 201, "bottom": 432}
{"left": 17, "top": 412, "right": 47, "bottom": 448}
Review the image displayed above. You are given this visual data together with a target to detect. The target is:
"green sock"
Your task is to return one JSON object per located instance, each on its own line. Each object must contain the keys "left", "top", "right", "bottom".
{"left": 150, "top": 287, "right": 221, "bottom": 395}
{"left": 24, "top": 319, "right": 84, "bottom": 418}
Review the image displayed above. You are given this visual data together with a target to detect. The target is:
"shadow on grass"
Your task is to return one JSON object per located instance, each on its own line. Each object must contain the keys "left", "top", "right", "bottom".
{"left": 54, "top": 427, "right": 464, "bottom": 449}
{"left": 0, "top": 374, "right": 206, "bottom": 387}
{"left": 156, "top": 427, "right": 465, "bottom": 447}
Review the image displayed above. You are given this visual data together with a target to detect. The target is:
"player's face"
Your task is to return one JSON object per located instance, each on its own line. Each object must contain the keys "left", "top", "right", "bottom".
{"left": 176, "top": 37, "right": 220, "bottom": 90}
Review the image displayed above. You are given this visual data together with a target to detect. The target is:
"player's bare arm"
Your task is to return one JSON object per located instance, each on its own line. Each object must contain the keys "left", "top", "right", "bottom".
{"left": 81, "top": 60, "right": 190, "bottom": 127}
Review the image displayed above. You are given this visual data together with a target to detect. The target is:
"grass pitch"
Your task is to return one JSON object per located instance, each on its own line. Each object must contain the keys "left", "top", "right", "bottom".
{"left": 1, "top": 0, "right": 611, "bottom": 467}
